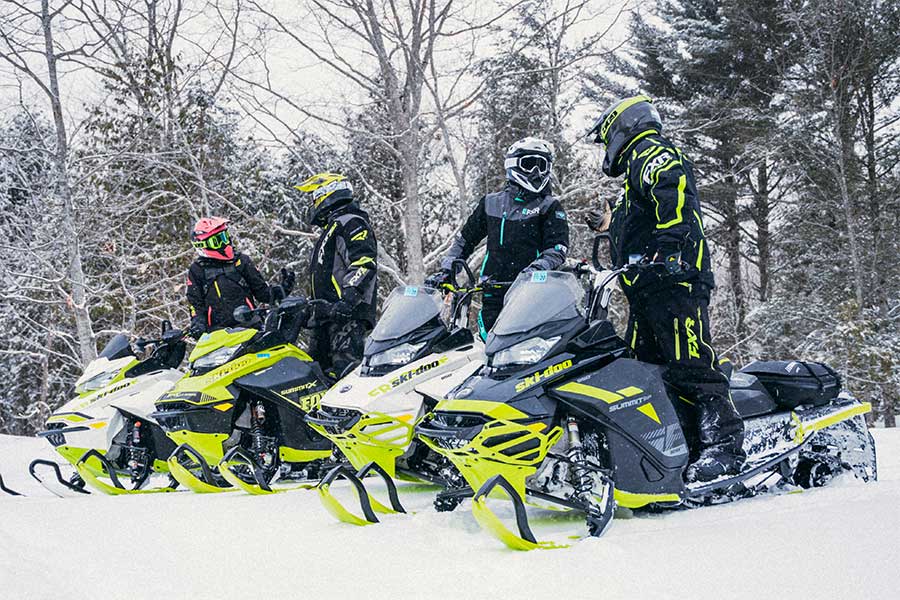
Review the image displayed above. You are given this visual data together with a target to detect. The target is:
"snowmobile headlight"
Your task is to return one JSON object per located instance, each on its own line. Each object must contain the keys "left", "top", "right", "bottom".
{"left": 491, "top": 336, "right": 561, "bottom": 368}
{"left": 367, "top": 342, "right": 426, "bottom": 368}
{"left": 192, "top": 345, "right": 240, "bottom": 370}
{"left": 76, "top": 370, "right": 119, "bottom": 394}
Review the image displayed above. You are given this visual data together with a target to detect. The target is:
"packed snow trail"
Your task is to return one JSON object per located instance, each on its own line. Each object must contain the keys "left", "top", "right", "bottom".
{"left": 1, "top": 431, "right": 897, "bottom": 600}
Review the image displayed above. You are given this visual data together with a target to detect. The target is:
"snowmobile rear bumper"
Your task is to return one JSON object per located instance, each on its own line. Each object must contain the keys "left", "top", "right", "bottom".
{"left": 317, "top": 461, "right": 406, "bottom": 525}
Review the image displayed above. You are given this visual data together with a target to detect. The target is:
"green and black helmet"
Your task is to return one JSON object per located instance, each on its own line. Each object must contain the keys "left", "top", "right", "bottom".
{"left": 588, "top": 95, "right": 662, "bottom": 177}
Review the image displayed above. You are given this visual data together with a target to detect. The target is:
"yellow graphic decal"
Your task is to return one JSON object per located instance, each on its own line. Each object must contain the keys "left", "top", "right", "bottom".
{"left": 556, "top": 382, "right": 644, "bottom": 404}
{"left": 637, "top": 403, "right": 661, "bottom": 424}
{"left": 683, "top": 316, "right": 700, "bottom": 359}
{"left": 515, "top": 359, "right": 573, "bottom": 393}
{"left": 351, "top": 229, "right": 369, "bottom": 242}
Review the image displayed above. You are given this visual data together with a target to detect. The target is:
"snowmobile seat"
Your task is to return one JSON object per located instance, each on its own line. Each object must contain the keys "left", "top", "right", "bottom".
{"left": 728, "top": 371, "right": 778, "bottom": 418}
{"left": 740, "top": 361, "right": 840, "bottom": 409}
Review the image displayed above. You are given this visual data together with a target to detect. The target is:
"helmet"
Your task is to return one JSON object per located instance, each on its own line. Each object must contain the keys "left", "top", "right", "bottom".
{"left": 504, "top": 137, "right": 554, "bottom": 194}
{"left": 588, "top": 95, "right": 662, "bottom": 177}
{"left": 294, "top": 172, "right": 353, "bottom": 226}
{"left": 191, "top": 217, "right": 234, "bottom": 260}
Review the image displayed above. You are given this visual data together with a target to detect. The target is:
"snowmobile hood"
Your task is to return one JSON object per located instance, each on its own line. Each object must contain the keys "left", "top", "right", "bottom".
{"left": 74, "top": 356, "right": 137, "bottom": 396}
{"left": 189, "top": 327, "right": 258, "bottom": 362}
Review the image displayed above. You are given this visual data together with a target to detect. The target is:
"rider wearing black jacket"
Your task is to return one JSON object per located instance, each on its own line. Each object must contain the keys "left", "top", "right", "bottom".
{"left": 186, "top": 217, "right": 293, "bottom": 337}
{"left": 428, "top": 137, "right": 569, "bottom": 339}
{"left": 295, "top": 173, "right": 378, "bottom": 379}
{"left": 588, "top": 95, "right": 745, "bottom": 483}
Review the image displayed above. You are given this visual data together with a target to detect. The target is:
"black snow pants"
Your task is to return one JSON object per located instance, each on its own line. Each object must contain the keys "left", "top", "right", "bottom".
{"left": 626, "top": 285, "right": 744, "bottom": 461}
{"left": 309, "top": 319, "right": 369, "bottom": 381}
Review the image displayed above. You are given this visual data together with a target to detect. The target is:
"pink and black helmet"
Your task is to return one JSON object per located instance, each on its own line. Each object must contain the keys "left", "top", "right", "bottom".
{"left": 191, "top": 217, "right": 234, "bottom": 260}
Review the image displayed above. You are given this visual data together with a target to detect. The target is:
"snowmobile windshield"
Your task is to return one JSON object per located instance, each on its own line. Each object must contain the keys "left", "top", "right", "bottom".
{"left": 492, "top": 271, "right": 586, "bottom": 336}
{"left": 98, "top": 334, "right": 135, "bottom": 360}
{"left": 370, "top": 286, "right": 445, "bottom": 342}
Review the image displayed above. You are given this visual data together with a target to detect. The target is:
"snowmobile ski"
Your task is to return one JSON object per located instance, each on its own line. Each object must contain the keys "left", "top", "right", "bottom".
{"left": 166, "top": 443, "right": 235, "bottom": 494}
{"left": 317, "top": 462, "right": 406, "bottom": 525}
{"left": 74, "top": 449, "right": 177, "bottom": 495}
{"left": 215, "top": 446, "right": 317, "bottom": 495}
{"left": 28, "top": 459, "right": 91, "bottom": 497}
{"left": 0, "top": 472, "right": 22, "bottom": 496}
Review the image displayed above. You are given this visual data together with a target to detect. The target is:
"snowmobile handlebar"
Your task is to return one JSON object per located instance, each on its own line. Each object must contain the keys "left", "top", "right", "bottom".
{"left": 134, "top": 320, "right": 185, "bottom": 352}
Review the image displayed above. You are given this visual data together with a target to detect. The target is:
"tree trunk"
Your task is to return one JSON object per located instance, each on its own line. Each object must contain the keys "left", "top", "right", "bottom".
{"left": 399, "top": 133, "right": 426, "bottom": 282}
{"left": 754, "top": 161, "right": 771, "bottom": 302}
{"left": 723, "top": 175, "right": 746, "bottom": 335}
{"left": 41, "top": 0, "right": 96, "bottom": 364}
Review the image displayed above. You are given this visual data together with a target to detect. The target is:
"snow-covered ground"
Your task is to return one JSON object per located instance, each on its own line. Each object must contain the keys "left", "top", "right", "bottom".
{"left": 1, "top": 430, "right": 898, "bottom": 600}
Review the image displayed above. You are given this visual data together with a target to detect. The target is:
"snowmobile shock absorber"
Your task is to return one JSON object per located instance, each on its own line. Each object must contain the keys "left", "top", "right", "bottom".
{"left": 127, "top": 421, "right": 143, "bottom": 473}
{"left": 566, "top": 417, "right": 594, "bottom": 500}
{"left": 250, "top": 403, "right": 274, "bottom": 468}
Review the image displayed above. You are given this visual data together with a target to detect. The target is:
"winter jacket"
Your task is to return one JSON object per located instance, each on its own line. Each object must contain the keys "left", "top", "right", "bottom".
{"left": 309, "top": 203, "right": 378, "bottom": 326}
{"left": 186, "top": 252, "right": 271, "bottom": 329}
{"left": 608, "top": 131, "right": 715, "bottom": 298}
{"left": 441, "top": 183, "right": 569, "bottom": 282}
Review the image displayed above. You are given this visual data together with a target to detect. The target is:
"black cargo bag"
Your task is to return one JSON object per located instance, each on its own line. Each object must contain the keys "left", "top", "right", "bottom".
{"left": 739, "top": 360, "right": 841, "bottom": 409}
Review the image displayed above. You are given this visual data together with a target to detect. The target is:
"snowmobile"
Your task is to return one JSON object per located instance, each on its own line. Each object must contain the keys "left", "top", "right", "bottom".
{"left": 416, "top": 242, "right": 877, "bottom": 550}
{"left": 307, "top": 260, "right": 485, "bottom": 525}
{"left": 153, "top": 293, "right": 334, "bottom": 495}
{"left": 24, "top": 323, "right": 186, "bottom": 496}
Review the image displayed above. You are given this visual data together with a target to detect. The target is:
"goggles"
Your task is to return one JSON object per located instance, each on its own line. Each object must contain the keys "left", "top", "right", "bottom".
{"left": 192, "top": 230, "right": 230, "bottom": 251}
{"left": 505, "top": 154, "right": 551, "bottom": 175}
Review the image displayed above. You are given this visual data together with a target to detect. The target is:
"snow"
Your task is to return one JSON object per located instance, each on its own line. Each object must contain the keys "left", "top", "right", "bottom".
{"left": 1, "top": 431, "right": 898, "bottom": 600}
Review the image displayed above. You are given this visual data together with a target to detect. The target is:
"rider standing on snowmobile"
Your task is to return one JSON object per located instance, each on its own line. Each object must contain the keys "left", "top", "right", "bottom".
{"left": 587, "top": 95, "right": 745, "bottom": 483}
{"left": 426, "top": 137, "right": 569, "bottom": 340}
{"left": 295, "top": 173, "right": 378, "bottom": 380}
{"left": 186, "top": 217, "right": 295, "bottom": 339}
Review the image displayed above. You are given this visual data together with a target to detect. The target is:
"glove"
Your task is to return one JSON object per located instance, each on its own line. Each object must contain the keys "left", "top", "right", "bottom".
{"left": 315, "top": 301, "right": 353, "bottom": 324}
{"left": 424, "top": 269, "right": 452, "bottom": 289}
{"left": 280, "top": 268, "right": 296, "bottom": 295}
{"left": 585, "top": 205, "right": 610, "bottom": 232}
{"left": 188, "top": 315, "right": 207, "bottom": 340}
{"left": 654, "top": 244, "right": 683, "bottom": 275}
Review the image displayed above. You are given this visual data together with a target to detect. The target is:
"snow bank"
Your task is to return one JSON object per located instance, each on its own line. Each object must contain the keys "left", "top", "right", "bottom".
{"left": 1, "top": 431, "right": 898, "bottom": 600}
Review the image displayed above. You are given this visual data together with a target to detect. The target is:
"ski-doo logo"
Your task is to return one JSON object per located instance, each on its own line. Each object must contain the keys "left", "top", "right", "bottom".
{"left": 368, "top": 357, "right": 449, "bottom": 397}
{"left": 515, "top": 359, "right": 573, "bottom": 393}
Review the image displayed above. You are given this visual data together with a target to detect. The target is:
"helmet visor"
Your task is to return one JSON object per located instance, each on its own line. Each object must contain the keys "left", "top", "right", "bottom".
{"left": 192, "top": 230, "right": 230, "bottom": 251}
{"left": 519, "top": 154, "right": 550, "bottom": 174}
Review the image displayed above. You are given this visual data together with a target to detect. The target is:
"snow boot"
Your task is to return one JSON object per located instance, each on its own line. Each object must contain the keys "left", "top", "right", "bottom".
{"left": 686, "top": 394, "right": 746, "bottom": 483}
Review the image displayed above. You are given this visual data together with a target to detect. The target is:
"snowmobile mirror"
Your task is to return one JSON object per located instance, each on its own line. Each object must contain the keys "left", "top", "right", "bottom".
{"left": 233, "top": 305, "right": 254, "bottom": 324}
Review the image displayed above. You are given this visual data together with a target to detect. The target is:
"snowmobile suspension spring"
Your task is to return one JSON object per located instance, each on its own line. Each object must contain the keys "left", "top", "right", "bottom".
{"left": 566, "top": 417, "right": 594, "bottom": 498}
{"left": 251, "top": 402, "right": 266, "bottom": 452}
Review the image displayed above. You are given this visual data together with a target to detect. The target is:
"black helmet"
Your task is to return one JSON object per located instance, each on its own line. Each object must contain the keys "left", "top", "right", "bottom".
{"left": 588, "top": 95, "right": 662, "bottom": 177}
{"left": 294, "top": 172, "right": 354, "bottom": 226}
{"left": 504, "top": 137, "right": 554, "bottom": 194}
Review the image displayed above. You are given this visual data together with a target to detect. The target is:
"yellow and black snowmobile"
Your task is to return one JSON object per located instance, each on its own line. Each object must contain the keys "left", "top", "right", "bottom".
{"left": 307, "top": 261, "right": 487, "bottom": 525}
{"left": 24, "top": 323, "right": 186, "bottom": 496}
{"left": 416, "top": 245, "right": 877, "bottom": 550}
{"left": 153, "top": 294, "right": 334, "bottom": 494}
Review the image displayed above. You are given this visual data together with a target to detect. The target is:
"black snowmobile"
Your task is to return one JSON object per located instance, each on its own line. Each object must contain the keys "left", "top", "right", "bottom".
{"left": 416, "top": 240, "right": 877, "bottom": 549}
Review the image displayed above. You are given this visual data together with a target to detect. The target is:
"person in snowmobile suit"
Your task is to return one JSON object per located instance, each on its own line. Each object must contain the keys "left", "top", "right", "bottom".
{"left": 587, "top": 95, "right": 745, "bottom": 483}
{"left": 294, "top": 173, "right": 378, "bottom": 380}
{"left": 426, "top": 137, "right": 569, "bottom": 340}
{"left": 186, "top": 217, "right": 295, "bottom": 339}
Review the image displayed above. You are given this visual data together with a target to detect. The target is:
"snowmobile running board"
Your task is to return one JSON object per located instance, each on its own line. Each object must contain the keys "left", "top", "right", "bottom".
{"left": 318, "top": 462, "right": 406, "bottom": 525}
{"left": 28, "top": 459, "right": 91, "bottom": 497}
{"left": 75, "top": 449, "right": 177, "bottom": 495}
{"left": 166, "top": 443, "right": 236, "bottom": 494}
{"left": 217, "top": 446, "right": 318, "bottom": 495}
{"left": 0, "top": 472, "right": 22, "bottom": 496}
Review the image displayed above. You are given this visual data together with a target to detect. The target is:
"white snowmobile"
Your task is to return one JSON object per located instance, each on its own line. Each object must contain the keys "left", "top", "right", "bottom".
{"left": 24, "top": 323, "right": 186, "bottom": 496}
{"left": 415, "top": 240, "right": 877, "bottom": 549}
{"left": 307, "top": 261, "right": 486, "bottom": 524}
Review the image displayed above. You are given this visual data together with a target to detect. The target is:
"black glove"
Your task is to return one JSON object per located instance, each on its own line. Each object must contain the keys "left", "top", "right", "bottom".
{"left": 424, "top": 269, "right": 452, "bottom": 289}
{"left": 585, "top": 205, "right": 610, "bottom": 232}
{"left": 314, "top": 300, "right": 353, "bottom": 324}
{"left": 654, "top": 244, "right": 683, "bottom": 275}
{"left": 280, "top": 268, "right": 296, "bottom": 295}
{"left": 188, "top": 315, "right": 207, "bottom": 340}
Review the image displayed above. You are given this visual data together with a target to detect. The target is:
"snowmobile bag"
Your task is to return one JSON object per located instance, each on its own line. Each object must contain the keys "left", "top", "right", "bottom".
{"left": 739, "top": 361, "right": 841, "bottom": 409}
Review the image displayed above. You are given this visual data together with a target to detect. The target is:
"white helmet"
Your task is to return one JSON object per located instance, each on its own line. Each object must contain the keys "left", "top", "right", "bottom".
{"left": 504, "top": 137, "right": 554, "bottom": 194}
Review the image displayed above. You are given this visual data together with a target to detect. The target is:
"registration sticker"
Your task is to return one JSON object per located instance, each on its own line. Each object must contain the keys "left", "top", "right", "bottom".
{"left": 531, "top": 271, "right": 548, "bottom": 283}
{"left": 404, "top": 286, "right": 419, "bottom": 296}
